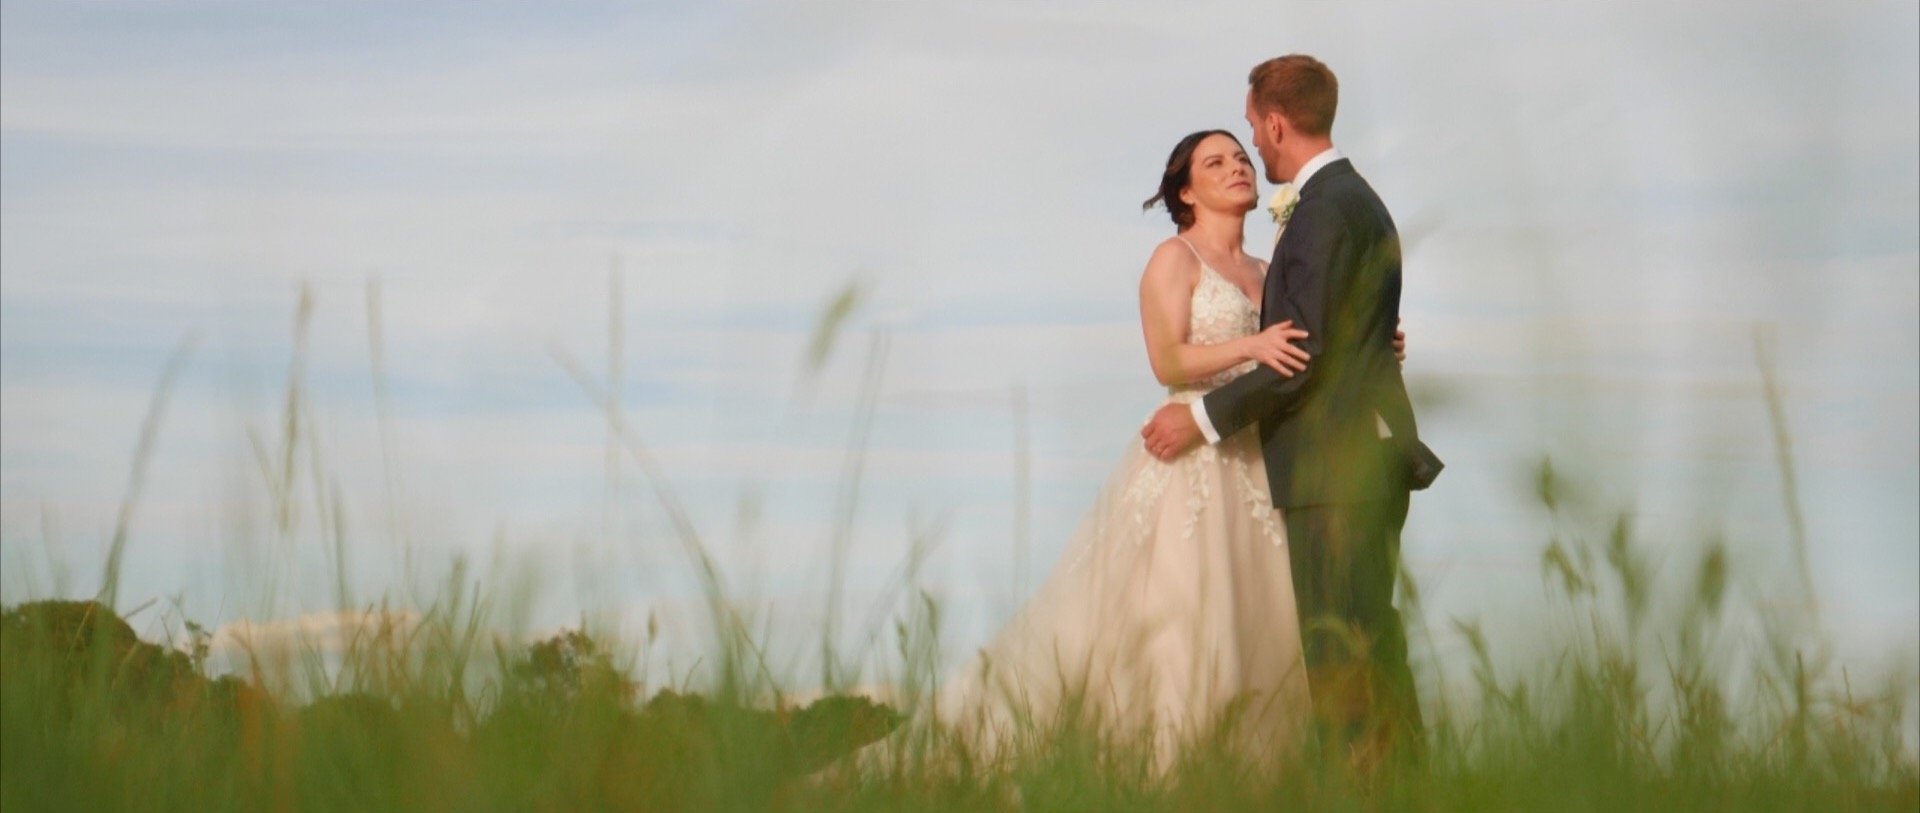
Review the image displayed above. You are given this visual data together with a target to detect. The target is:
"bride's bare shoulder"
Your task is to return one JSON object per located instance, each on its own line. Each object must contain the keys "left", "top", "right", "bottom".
{"left": 1141, "top": 237, "right": 1200, "bottom": 285}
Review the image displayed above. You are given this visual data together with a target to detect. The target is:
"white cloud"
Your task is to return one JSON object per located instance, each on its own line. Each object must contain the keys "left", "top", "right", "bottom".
{"left": 210, "top": 608, "right": 422, "bottom": 659}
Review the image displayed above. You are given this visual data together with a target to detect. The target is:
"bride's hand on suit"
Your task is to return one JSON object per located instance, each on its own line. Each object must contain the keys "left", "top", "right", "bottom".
{"left": 1240, "top": 320, "right": 1402, "bottom": 374}
{"left": 1240, "top": 320, "right": 1311, "bottom": 376}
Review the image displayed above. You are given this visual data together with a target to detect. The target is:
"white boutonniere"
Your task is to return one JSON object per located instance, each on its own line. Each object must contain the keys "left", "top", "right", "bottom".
{"left": 1267, "top": 183, "right": 1299, "bottom": 226}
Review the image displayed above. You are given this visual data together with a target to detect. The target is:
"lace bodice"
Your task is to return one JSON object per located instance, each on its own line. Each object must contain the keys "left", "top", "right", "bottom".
{"left": 1167, "top": 255, "right": 1262, "bottom": 402}
{"left": 1050, "top": 240, "right": 1286, "bottom": 576}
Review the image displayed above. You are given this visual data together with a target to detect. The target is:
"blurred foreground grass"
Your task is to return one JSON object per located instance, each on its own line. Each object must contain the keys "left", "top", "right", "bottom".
{"left": 4, "top": 514, "right": 1915, "bottom": 812}
{"left": 2, "top": 285, "right": 1915, "bottom": 811}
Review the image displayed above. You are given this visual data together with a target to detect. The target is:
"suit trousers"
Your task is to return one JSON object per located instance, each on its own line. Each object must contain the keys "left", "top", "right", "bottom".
{"left": 1282, "top": 490, "right": 1424, "bottom": 750}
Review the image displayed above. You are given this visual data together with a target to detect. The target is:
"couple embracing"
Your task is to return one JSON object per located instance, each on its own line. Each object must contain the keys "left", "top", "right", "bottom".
{"left": 924, "top": 54, "right": 1443, "bottom": 772}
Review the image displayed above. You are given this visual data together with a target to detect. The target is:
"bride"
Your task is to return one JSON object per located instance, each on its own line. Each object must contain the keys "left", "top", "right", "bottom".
{"left": 916, "top": 129, "right": 1403, "bottom": 770}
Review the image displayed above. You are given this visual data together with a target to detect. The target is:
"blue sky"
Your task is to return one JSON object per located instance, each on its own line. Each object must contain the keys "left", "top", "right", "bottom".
{"left": 2, "top": 0, "right": 1915, "bottom": 687}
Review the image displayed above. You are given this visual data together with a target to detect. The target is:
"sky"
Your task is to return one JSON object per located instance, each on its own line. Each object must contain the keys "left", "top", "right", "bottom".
{"left": 2, "top": 0, "right": 1916, "bottom": 690}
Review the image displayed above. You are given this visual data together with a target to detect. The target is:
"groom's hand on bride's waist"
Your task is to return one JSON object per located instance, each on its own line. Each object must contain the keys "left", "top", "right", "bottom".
{"left": 1142, "top": 403, "right": 1202, "bottom": 461}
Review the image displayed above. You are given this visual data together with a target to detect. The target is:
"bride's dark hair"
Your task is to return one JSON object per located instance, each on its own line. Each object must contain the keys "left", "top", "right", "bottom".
{"left": 1142, "top": 129, "right": 1241, "bottom": 228}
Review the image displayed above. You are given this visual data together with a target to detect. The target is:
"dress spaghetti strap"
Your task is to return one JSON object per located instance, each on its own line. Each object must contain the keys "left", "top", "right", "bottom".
{"left": 1173, "top": 234, "right": 1207, "bottom": 270}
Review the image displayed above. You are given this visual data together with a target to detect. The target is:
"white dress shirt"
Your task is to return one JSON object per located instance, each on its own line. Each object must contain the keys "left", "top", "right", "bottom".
{"left": 1188, "top": 146, "right": 1389, "bottom": 445}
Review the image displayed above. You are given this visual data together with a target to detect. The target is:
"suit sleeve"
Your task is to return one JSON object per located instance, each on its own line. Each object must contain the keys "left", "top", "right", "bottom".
{"left": 1199, "top": 202, "right": 1352, "bottom": 438}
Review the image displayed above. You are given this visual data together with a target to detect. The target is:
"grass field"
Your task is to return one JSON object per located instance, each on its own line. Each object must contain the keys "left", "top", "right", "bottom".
{"left": 2, "top": 289, "right": 1914, "bottom": 811}
{"left": 3, "top": 516, "right": 1914, "bottom": 812}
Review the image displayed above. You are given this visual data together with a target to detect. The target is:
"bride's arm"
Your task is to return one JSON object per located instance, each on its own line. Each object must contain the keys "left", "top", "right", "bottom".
{"left": 1138, "top": 241, "right": 1307, "bottom": 387}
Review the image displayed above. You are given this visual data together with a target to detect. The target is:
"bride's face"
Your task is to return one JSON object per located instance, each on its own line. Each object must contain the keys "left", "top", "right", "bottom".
{"left": 1180, "top": 134, "right": 1259, "bottom": 216}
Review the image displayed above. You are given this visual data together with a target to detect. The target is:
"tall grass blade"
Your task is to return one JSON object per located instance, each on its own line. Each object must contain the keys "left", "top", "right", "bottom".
{"left": 1753, "top": 324, "right": 1818, "bottom": 619}
{"left": 97, "top": 331, "right": 200, "bottom": 610}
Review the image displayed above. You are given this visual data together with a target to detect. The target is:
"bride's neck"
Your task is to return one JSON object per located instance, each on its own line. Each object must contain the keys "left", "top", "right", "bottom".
{"left": 1182, "top": 212, "right": 1246, "bottom": 257}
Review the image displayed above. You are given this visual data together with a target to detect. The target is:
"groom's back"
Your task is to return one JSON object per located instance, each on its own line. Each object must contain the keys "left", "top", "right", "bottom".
{"left": 1266, "top": 164, "right": 1416, "bottom": 507}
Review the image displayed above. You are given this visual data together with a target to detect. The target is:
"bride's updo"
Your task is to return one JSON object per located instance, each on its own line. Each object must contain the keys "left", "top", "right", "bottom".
{"left": 1142, "top": 129, "right": 1240, "bottom": 228}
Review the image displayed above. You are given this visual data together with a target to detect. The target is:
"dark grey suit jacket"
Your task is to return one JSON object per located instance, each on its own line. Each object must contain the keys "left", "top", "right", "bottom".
{"left": 1200, "top": 158, "right": 1441, "bottom": 508}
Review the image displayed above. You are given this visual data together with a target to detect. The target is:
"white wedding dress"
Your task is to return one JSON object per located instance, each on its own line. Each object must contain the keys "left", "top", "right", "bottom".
{"left": 929, "top": 241, "right": 1310, "bottom": 769}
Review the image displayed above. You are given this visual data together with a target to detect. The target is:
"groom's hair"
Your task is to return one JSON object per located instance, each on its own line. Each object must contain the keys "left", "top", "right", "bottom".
{"left": 1248, "top": 55, "right": 1338, "bottom": 136}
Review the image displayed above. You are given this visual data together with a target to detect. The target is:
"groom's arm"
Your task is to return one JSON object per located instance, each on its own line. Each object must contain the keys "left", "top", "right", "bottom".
{"left": 1192, "top": 202, "right": 1352, "bottom": 442}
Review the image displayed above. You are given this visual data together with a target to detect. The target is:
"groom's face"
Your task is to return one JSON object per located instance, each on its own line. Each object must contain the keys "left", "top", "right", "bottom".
{"left": 1244, "top": 92, "right": 1282, "bottom": 184}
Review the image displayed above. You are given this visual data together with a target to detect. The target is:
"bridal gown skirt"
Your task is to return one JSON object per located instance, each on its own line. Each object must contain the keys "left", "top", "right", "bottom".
{"left": 932, "top": 395, "right": 1310, "bottom": 768}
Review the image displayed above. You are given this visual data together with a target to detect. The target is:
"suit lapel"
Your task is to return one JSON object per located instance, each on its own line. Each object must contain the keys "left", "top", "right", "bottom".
{"left": 1264, "top": 231, "right": 1286, "bottom": 326}
{"left": 1265, "top": 216, "right": 1295, "bottom": 327}
{"left": 1265, "top": 159, "right": 1357, "bottom": 326}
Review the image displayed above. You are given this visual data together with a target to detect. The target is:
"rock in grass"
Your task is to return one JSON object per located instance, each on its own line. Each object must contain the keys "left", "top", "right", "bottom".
{"left": 784, "top": 694, "right": 904, "bottom": 774}
{"left": 628, "top": 690, "right": 904, "bottom": 776}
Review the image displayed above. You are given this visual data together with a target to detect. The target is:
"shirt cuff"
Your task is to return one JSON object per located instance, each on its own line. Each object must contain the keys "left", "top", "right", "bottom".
{"left": 1189, "top": 399, "right": 1223, "bottom": 445}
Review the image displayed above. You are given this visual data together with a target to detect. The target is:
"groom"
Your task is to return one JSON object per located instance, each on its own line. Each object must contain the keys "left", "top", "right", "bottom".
{"left": 1142, "top": 54, "right": 1441, "bottom": 761}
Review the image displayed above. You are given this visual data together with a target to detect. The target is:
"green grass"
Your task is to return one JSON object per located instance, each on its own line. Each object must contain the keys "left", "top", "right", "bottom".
{"left": 2, "top": 285, "right": 1914, "bottom": 811}
{"left": 2, "top": 537, "right": 1914, "bottom": 813}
